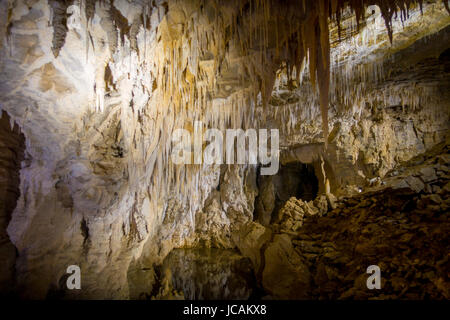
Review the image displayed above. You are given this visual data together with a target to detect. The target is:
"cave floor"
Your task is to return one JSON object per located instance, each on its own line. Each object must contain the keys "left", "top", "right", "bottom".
{"left": 134, "top": 141, "right": 450, "bottom": 300}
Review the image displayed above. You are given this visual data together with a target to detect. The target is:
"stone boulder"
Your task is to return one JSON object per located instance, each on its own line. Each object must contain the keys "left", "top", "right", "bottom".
{"left": 262, "top": 234, "right": 311, "bottom": 299}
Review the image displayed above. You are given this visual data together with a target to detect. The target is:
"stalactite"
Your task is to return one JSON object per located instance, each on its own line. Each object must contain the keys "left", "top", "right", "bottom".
{"left": 48, "top": 0, "right": 74, "bottom": 58}
{"left": 44, "top": 0, "right": 449, "bottom": 147}
{"left": 444, "top": 0, "right": 450, "bottom": 14}
{"left": 110, "top": 1, "right": 131, "bottom": 46}
{"left": 35, "top": 0, "right": 449, "bottom": 247}
{"left": 84, "top": 0, "right": 96, "bottom": 23}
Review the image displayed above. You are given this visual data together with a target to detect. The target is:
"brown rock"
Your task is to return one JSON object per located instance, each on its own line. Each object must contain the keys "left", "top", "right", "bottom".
{"left": 419, "top": 167, "right": 437, "bottom": 183}
{"left": 262, "top": 234, "right": 311, "bottom": 299}
{"left": 232, "top": 222, "right": 272, "bottom": 273}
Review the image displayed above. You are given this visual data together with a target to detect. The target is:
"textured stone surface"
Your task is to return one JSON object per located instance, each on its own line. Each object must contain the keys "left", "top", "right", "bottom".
{"left": 0, "top": 111, "right": 25, "bottom": 296}
{"left": 0, "top": 0, "right": 448, "bottom": 299}
{"left": 234, "top": 141, "right": 450, "bottom": 299}
{"left": 232, "top": 222, "right": 272, "bottom": 274}
{"left": 262, "top": 234, "right": 311, "bottom": 299}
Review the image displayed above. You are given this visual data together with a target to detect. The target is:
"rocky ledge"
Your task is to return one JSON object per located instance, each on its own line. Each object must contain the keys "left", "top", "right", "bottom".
{"left": 235, "top": 139, "right": 450, "bottom": 299}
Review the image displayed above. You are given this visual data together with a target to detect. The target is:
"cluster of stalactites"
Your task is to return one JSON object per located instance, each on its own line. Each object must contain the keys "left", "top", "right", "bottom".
{"left": 51, "top": 0, "right": 449, "bottom": 145}
{"left": 226, "top": 0, "right": 449, "bottom": 146}
{"left": 43, "top": 0, "right": 449, "bottom": 144}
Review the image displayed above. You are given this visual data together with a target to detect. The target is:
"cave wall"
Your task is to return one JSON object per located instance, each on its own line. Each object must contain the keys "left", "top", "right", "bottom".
{"left": 0, "top": 0, "right": 448, "bottom": 299}
{"left": 275, "top": 23, "right": 450, "bottom": 196}
{"left": 0, "top": 111, "right": 25, "bottom": 296}
{"left": 0, "top": 0, "right": 262, "bottom": 298}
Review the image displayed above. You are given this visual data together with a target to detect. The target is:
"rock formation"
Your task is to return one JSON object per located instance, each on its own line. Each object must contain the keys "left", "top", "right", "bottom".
{"left": 0, "top": 0, "right": 448, "bottom": 299}
{"left": 236, "top": 139, "right": 450, "bottom": 299}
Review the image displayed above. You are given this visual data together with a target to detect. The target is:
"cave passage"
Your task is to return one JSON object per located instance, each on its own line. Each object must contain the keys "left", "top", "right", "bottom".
{"left": 255, "top": 161, "right": 320, "bottom": 226}
{"left": 272, "top": 162, "right": 319, "bottom": 212}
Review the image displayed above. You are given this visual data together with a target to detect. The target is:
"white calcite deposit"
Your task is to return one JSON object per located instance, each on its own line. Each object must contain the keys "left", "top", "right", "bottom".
{"left": 0, "top": 0, "right": 448, "bottom": 299}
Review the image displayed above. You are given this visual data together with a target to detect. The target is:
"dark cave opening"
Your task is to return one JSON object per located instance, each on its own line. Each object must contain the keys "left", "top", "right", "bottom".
{"left": 255, "top": 162, "right": 319, "bottom": 226}
{"left": 273, "top": 162, "right": 319, "bottom": 206}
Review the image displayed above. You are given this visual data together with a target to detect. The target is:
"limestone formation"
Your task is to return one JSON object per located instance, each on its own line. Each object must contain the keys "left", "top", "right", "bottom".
{"left": 0, "top": 0, "right": 448, "bottom": 300}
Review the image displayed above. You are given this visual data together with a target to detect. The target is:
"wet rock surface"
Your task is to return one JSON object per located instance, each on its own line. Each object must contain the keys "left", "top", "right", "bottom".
{"left": 155, "top": 248, "right": 257, "bottom": 300}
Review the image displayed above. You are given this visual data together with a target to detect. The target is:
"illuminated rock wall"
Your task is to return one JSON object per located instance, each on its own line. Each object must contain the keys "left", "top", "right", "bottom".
{"left": 0, "top": 0, "right": 448, "bottom": 298}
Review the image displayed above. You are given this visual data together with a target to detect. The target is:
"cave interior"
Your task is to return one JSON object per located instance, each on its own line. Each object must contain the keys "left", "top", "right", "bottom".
{"left": 0, "top": 0, "right": 449, "bottom": 300}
